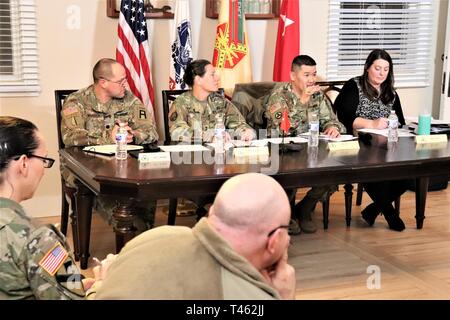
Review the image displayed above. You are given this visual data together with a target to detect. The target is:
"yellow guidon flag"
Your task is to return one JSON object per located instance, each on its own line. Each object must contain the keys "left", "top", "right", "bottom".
{"left": 212, "top": 0, "right": 253, "bottom": 97}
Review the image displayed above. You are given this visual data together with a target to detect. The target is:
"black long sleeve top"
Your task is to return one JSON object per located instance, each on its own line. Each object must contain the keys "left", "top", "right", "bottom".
{"left": 334, "top": 77, "right": 406, "bottom": 134}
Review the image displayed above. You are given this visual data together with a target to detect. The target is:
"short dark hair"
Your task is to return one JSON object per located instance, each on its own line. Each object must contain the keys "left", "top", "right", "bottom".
{"left": 361, "top": 49, "right": 395, "bottom": 104}
{"left": 291, "top": 55, "right": 316, "bottom": 71}
{"left": 183, "top": 59, "right": 211, "bottom": 87}
{"left": 0, "top": 117, "right": 39, "bottom": 179}
{"left": 93, "top": 58, "right": 117, "bottom": 83}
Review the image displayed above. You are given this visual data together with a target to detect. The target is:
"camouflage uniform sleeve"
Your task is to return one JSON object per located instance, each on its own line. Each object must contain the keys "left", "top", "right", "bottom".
{"left": 169, "top": 98, "right": 193, "bottom": 142}
{"left": 318, "top": 95, "right": 346, "bottom": 134}
{"left": 224, "top": 100, "right": 255, "bottom": 139}
{"left": 128, "top": 97, "right": 159, "bottom": 144}
{"left": 24, "top": 225, "right": 86, "bottom": 300}
{"left": 264, "top": 92, "right": 288, "bottom": 136}
{"left": 61, "top": 94, "right": 91, "bottom": 147}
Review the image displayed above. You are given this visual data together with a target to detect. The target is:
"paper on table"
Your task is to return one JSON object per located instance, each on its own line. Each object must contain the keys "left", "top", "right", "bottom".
{"left": 231, "top": 139, "right": 268, "bottom": 147}
{"left": 357, "top": 128, "right": 415, "bottom": 137}
{"left": 299, "top": 132, "right": 356, "bottom": 141}
{"left": 322, "top": 134, "right": 358, "bottom": 142}
{"left": 83, "top": 144, "right": 143, "bottom": 155}
{"left": 207, "top": 139, "right": 269, "bottom": 149}
{"left": 159, "top": 144, "right": 209, "bottom": 152}
{"left": 205, "top": 142, "right": 233, "bottom": 150}
{"left": 207, "top": 138, "right": 308, "bottom": 148}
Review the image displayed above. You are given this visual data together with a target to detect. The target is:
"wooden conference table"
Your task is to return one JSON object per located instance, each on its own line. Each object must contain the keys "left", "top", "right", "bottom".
{"left": 60, "top": 134, "right": 450, "bottom": 269}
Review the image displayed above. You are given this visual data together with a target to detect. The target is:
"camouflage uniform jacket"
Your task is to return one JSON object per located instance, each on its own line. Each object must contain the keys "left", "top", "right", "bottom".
{"left": 264, "top": 82, "right": 346, "bottom": 137}
{"left": 60, "top": 85, "right": 159, "bottom": 186}
{"left": 169, "top": 91, "right": 254, "bottom": 142}
{"left": 61, "top": 85, "right": 158, "bottom": 146}
{"left": 0, "top": 197, "right": 85, "bottom": 300}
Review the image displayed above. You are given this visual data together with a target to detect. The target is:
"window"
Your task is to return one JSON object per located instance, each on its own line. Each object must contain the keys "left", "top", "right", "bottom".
{"left": 0, "top": 0, "right": 40, "bottom": 96}
{"left": 327, "top": 0, "right": 434, "bottom": 87}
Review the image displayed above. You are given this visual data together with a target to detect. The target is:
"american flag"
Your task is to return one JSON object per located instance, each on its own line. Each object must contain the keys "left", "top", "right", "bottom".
{"left": 38, "top": 244, "right": 68, "bottom": 276}
{"left": 116, "top": 0, "right": 155, "bottom": 118}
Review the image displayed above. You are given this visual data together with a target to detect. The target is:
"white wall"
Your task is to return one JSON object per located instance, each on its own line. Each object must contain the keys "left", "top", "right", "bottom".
{"left": 0, "top": 0, "right": 446, "bottom": 217}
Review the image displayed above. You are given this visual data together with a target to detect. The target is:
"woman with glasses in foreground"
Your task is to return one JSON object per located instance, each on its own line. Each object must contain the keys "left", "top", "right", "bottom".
{"left": 0, "top": 116, "right": 104, "bottom": 299}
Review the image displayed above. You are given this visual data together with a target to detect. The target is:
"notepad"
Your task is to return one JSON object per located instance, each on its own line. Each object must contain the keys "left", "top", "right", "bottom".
{"left": 83, "top": 144, "right": 143, "bottom": 156}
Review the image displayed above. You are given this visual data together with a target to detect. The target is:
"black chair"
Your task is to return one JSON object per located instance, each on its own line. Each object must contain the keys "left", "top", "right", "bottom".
{"left": 161, "top": 89, "right": 188, "bottom": 224}
{"left": 161, "top": 89, "right": 223, "bottom": 225}
{"left": 54, "top": 90, "right": 79, "bottom": 255}
{"left": 162, "top": 89, "right": 188, "bottom": 144}
{"left": 231, "top": 81, "right": 275, "bottom": 136}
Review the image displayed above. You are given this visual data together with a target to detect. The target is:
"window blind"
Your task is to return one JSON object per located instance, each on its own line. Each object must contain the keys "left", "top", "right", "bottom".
{"left": 327, "top": 0, "right": 433, "bottom": 87}
{"left": 0, "top": 0, "right": 40, "bottom": 96}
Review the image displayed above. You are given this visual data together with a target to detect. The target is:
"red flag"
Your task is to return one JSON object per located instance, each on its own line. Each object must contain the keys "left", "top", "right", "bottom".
{"left": 280, "top": 109, "right": 291, "bottom": 135}
{"left": 116, "top": 0, "right": 155, "bottom": 119}
{"left": 273, "top": 0, "right": 300, "bottom": 82}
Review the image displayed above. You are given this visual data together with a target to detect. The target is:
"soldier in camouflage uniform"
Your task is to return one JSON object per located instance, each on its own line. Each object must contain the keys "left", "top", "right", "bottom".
{"left": 169, "top": 59, "right": 255, "bottom": 143}
{"left": 168, "top": 59, "right": 255, "bottom": 219}
{"left": 265, "top": 55, "right": 346, "bottom": 234}
{"left": 0, "top": 117, "right": 89, "bottom": 299}
{"left": 60, "top": 58, "right": 159, "bottom": 230}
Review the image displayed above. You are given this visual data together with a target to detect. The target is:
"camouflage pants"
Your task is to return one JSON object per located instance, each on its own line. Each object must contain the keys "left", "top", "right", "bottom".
{"left": 285, "top": 185, "right": 338, "bottom": 217}
{"left": 95, "top": 196, "right": 156, "bottom": 232}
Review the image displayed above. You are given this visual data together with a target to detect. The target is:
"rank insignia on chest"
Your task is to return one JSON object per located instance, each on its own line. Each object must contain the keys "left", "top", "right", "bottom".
{"left": 39, "top": 243, "right": 68, "bottom": 276}
{"left": 104, "top": 116, "right": 113, "bottom": 130}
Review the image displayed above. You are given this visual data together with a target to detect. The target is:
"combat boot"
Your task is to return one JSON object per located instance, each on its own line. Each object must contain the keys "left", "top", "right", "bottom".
{"left": 288, "top": 219, "right": 302, "bottom": 235}
{"left": 295, "top": 196, "right": 318, "bottom": 233}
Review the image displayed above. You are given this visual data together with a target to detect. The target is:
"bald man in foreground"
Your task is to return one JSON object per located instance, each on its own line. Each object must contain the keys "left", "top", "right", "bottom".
{"left": 94, "top": 173, "right": 296, "bottom": 300}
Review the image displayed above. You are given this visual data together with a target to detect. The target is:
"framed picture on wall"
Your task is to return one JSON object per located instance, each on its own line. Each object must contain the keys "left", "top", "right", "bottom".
{"left": 107, "top": 0, "right": 174, "bottom": 19}
{"left": 206, "top": 0, "right": 280, "bottom": 19}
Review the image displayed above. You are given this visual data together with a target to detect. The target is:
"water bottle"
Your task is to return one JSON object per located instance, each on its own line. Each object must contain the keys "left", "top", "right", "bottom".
{"left": 309, "top": 113, "right": 319, "bottom": 147}
{"left": 388, "top": 110, "right": 399, "bottom": 142}
{"left": 115, "top": 122, "right": 128, "bottom": 160}
{"left": 214, "top": 113, "right": 226, "bottom": 154}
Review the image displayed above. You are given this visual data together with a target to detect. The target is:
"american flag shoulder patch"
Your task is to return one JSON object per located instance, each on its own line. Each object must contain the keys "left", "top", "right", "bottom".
{"left": 63, "top": 106, "right": 78, "bottom": 116}
{"left": 39, "top": 243, "right": 68, "bottom": 276}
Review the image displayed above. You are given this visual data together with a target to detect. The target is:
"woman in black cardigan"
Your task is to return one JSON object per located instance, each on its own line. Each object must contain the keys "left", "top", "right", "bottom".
{"left": 334, "top": 49, "right": 408, "bottom": 232}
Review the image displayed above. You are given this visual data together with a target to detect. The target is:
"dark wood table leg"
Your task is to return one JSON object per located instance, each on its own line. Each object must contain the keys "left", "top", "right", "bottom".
{"left": 344, "top": 183, "right": 354, "bottom": 227}
{"left": 74, "top": 181, "right": 94, "bottom": 270}
{"left": 322, "top": 193, "right": 330, "bottom": 230}
{"left": 167, "top": 198, "right": 178, "bottom": 225}
{"left": 415, "top": 177, "right": 429, "bottom": 229}
{"left": 113, "top": 200, "right": 137, "bottom": 253}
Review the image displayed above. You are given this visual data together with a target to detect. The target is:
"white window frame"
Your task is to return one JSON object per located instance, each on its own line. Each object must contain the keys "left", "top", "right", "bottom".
{"left": 0, "top": 0, "right": 40, "bottom": 96}
{"left": 327, "top": 0, "right": 434, "bottom": 88}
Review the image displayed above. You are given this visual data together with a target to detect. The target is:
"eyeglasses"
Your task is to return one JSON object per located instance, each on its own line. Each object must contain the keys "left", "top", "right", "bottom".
{"left": 267, "top": 225, "right": 290, "bottom": 237}
{"left": 13, "top": 154, "right": 55, "bottom": 169}
{"left": 101, "top": 77, "right": 127, "bottom": 85}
